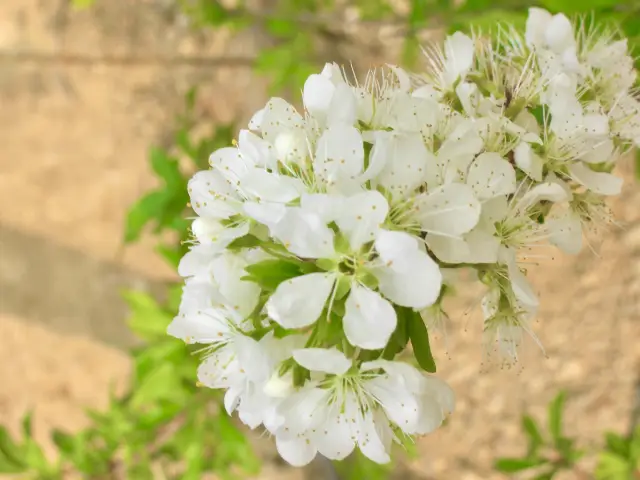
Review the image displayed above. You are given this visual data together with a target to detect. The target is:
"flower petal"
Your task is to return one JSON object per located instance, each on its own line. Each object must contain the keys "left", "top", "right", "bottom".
{"left": 327, "top": 83, "right": 357, "bottom": 126}
{"left": 240, "top": 168, "right": 306, "bottom": 203}
{"left": 188, "top": 169, "right": 239, "bottom": 218}
{"left": 467, "top": 152, "right": 517, "bottom": 200}
{"left": 266, "top": 273, "right": 336, "bottom": 328}
{"left": 336, "top": 191, "right": 389, "bottom": 250}
{"left": 526, "top": 8, "right": 553, "bottom": 47}
{"left": 238, "top": 129, "right": 276, "bottom": 169}
{"left": 271, "top": 208, "right": 336, "bottom": 258}
{"left": 259, "top": 97, "right": 305, "bottom": 142}
{"left": 365, "top": 376, "right": 421, "bottom": 434}
{"left": 343, "top": 285, "right": 397, "bottom": 350}
{"left": 506, "top": 257, "right": 539, "bottom": 308}
{"left": 210, "top": 253, "right": 261, "bottom": 318}
{"left": 514, "top": 142, "right": 544, "bottom": 181}
{"left": 376, "top": 249, "right": 442, "bottom": 309}
{"left": 374, "top": 229, "right": 421, "bottom": 272}
{"left": 314, "top": 126, "right": 364, "bottom": 185}
{"left": 303, "top": 73, "right": 336, "bottom": 117}
{"left": 443, "top": 32, "right": 474, "bottom": 84}
{"left": 293, "top": 348, "right": 352, "bottom": 375}
{"left": 415, "top": 183, "right": 481, "bottom": 237}
{"left": 547, "top": 209, "right": 583, "bottom": 254}
{"left": 243, "top": 201, "right": 287, "bottom": 228}
{"left": 373, "top": 132, "right": 429, "bottom": 198}
{"left": 167, "top": 309, "right": 230, "bottom": 343}
{"left": 301, "top": 193, "right": 344, "bottom": 223}
{"left": 312, "top": 406, "right": 356, "bottom": 460}
{"left": 568, "top": 163, "right": 623, "bottom": 196}
{"left": 276, "top": 436, "right": 317, "bottom": 467}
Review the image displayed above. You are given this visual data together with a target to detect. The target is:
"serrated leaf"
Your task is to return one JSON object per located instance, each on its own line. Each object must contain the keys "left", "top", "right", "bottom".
{"left": 494, "top": 457, "right": 547, "bottom": 472}
{"left": 406, "top": 307, "right": 436, "bottom": 372}
{"left": 548, "top": 391, "right": 566, "bottom": 443}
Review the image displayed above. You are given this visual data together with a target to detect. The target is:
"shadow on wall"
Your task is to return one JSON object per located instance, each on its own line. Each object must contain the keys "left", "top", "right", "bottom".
{"left": 0, "top": 223, "right": 167, "bottom": 349}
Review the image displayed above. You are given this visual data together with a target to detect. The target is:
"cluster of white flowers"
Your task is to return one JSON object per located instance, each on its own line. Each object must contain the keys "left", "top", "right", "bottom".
{"left": 168, "top": 8, "right": 636, "bottom": 466}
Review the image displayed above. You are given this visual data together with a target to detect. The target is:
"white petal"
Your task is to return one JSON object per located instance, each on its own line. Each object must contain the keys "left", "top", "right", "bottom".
{"left": 506, "top": 258, "right": 539, "bottom": 308}
{"left": 234, "top": 334, "right": 274, "bottom": 382}
{"left": 301, "top": 193, "right": 344, "bottom": 223}
{"left": 266, "top": 273, "right": 336, "bottom": 328}
{"left": 336, "top": 191, "right": 389, "bottom": 250}
{"left": 444, "top": 32, "right": 474, "bottom": 84}
{"left": 373, "top": 132, "right": 429, "bottom": 198}
{"left": 240, "top": 168, "right": 305, "bottom": 203}
{"left": 547, "top": 209, "right": 583, "bottom": 254}
{"left": 568, "top": 163, "right": 622, "bottom": 196}
{"left": 243, "top": 201, "right": 287, "bottom": 228}
{"left": 276, "top": 436, "right": 317, "bottom": 467}
{"left": 238, "top": 129, "right": 276, "bottom": 169}
{"left": 177, "top": 245, "right": 213, "bottom": 278}
{"left": 516, "top": 182, "right": 569, "bottom": 212}
{"left": 467, "top": 152, "right": 517, "bottom": 200}
{"left": 514, "top": 142, "right": 544, "bottom": 181}
{"left": 514, "top": 110, "right": 541, "bottom": 136}
{"left": 343, "top": 285, "right": 397, "bottom": 350}
{"left": 278, "top": 387, "right": 328, "bottom": 436}
{"left": 415, "top": 183, "right": 481, "bottom": 236}
{"left": 303, "top": 74, "right": 336, "bottom": 117}
{"left": 425, "top": 234, "right": 470, "bottom": 264}
{"left": 188, "top": 169, "right": 238, "bottom": 218}
{"left": 343, "top": 395, "right": 390, "bottom": 464}
{"left": 422, "top": 376, "right": 456, "bottom": 414}
{"left": 167, "top": 309, "right": 229, "bottom": 343}
{"left": 415, "top": 393, "right": 445, "bottom": 434}
{"left": 545, "top": 13, "right": 575, "bottom": 53}
{"left": 313, "top": 407, "right": 356, "bottom": 460}
{"left": 248, "top": 108, "right": 265, "bottom": 131}
{"left": 376, "top": 249, "right": 442, "bottom": 309}
{"left": 209, "top": 147, "right": 251, "bottom": 181}
{"left": 361, "top": 360, "right": 425, "bottom": 394}
{"left": 293, "top": 348, "right": 351, "bottom": 375}
{"left": 327, "top": 83, "right": 357, "bottom": 126}
{"left": 583, "top": 114, "right": 609, "bottom": 136}
{"left": 224, "top": 387, "right": 241, "bottom": 416}
{"left": 192, "top": 218, "right": 249, "bottom": 247}
{"left": 271, "top": 208, "right": 336, "bottom": 258}
{"left": 315, "top": 126, "right": 364, "bottom": 183}
{"left": 365, "top": 377, "right": 420, "bottom": 434}
{"left": 259, "top": 98, "right": 305, "bottom": 141}
{"left": 210, "top": 253, "right": 261, "bottom": 318}
{"left": 374, "top": 229, "right": 421, "bottom": 272}
{"left": 526, "top": 8, "right": 553, "bottom": 47}
{"left": 581, "top": 138, "right": 614, "bottom": 164}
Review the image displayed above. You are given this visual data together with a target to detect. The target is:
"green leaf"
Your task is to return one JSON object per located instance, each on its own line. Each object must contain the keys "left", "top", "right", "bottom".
{"left": 595, "top": 451, "right": 632, "bottom": 480}
{"left": 494, "top": 457, "right": 547, "bottom": 472}
{"left": 0, "top": 426, "right": 26, "bottom": 473}
{"left": 522, "top": 415, "right": 545, "bottom": 453}
{"left": 226, "top": 234, "right": 263, "bottom": 250}
{"left": 382, "top": 307, "right": 410, "bottom": 360}
{"left": 540, "top": 0, "right": 619, "bottom": 13}
{"left": 123, "top": 290, "right": 173, "bottom": 341}
{"left": 21, "top": 412, "right": 33, "bottom": 438}
{"left": 52, "top": 430, "right": 76, "bottom": 456}
{"left": 131, "top": 363, "right": 186, "bottom": 409}
{"left": 149, "top": 147, "right": 183, "bottom": 188}
{"left": 406, "top": 307, "right": 436, "bottom": 372}
{"left": 548, "top": 391, "right": 566, "bottom": 444}
{"left": 123, "top": 190, "right": 171, "bottom": 242}
{"left": 243, "top": 259, "right": 306, "bottom": 291}
{"left": 605, "top": 432, "right": 630, "bottom": 458}
{"left": 635, "top": 149, "right": 640, "bottom": 181}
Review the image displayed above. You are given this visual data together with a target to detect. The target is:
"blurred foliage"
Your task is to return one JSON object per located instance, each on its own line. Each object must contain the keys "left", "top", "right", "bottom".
{"left": 3, "top": 0, "right": 639, "bottom": 478}
{"left": 495, "top": 391, "right": 640, "bottom": 479}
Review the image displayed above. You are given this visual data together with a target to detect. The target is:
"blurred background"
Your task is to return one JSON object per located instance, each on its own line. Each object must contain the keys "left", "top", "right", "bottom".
{"left": 0, "top": 0, "right": 639, "bottom": 478}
